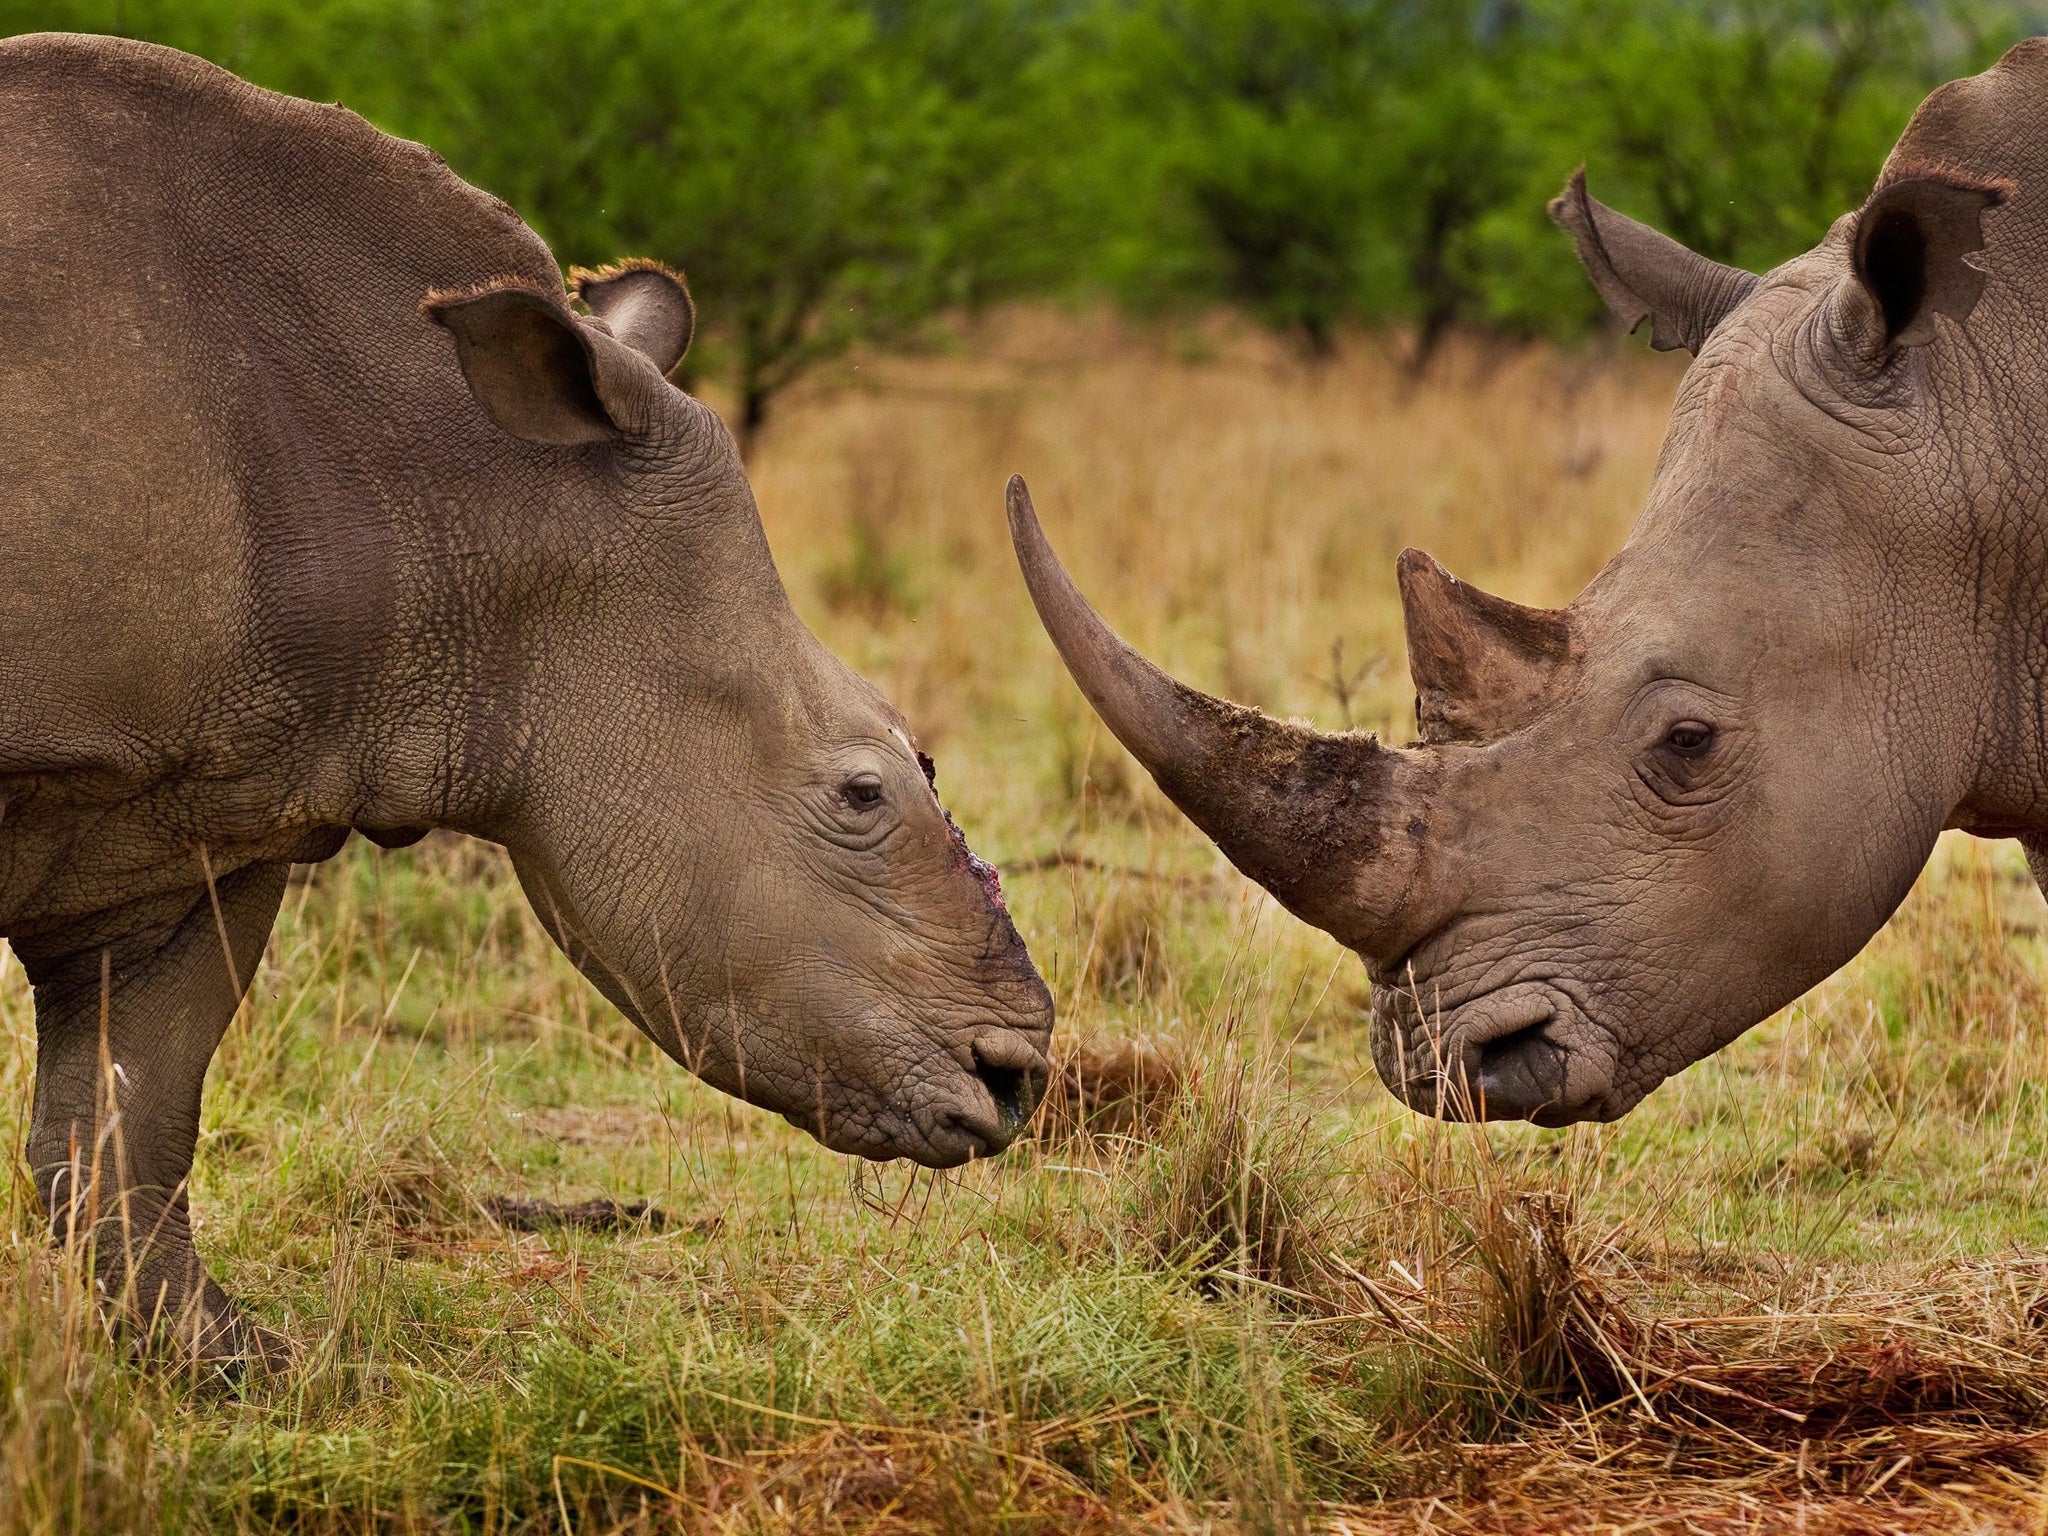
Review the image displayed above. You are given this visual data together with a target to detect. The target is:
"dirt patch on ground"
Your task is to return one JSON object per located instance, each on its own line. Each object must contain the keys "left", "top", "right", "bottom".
{"left": 480, "top": 1194, "right": 679, "bottom": 1233}
{"left": 514, "top": 1104, "right": 666, "bottom": 1148}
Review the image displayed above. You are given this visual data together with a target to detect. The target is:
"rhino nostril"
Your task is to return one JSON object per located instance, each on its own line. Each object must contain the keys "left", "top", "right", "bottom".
{"left": 1473, "top": 1020, "right": 1568, "bottom": 1121}
{"left": 970, "top": 1052, "right": 1044, "bottom": 1136}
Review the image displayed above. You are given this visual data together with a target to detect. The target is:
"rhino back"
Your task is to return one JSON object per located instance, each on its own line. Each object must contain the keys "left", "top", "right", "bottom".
{"left": 0, "top": 34, "right": 567, "bottom": 917}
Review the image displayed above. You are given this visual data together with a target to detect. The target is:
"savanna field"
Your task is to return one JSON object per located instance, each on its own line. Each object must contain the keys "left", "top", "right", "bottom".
{"left": 13, "top": 312, "right": 2048, "bottom": 1534}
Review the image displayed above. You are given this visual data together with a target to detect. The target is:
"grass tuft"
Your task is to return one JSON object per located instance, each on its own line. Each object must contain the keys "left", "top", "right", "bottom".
{"left": 1124, "top": 1039, "right": 1337, "bottom": 1303}
{"left": 1081, "top": 883, "right": 1169, "bottom": 1001}
{"left": 1, "top": 1239, "right": 189, "bottom": 1536}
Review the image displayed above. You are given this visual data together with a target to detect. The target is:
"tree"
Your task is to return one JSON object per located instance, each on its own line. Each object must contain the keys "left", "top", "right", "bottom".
{"left": 0, "top": 0, "right": 2032, "bottom": 383}
{"left": 1069, "top": 0, "right": 1388, "bottom": 355}
{"left": 1361, "top": 3, "right": 1533, "bottom": 367}
{"left": 1050, "top": 0, "right": 1535, "bottom": 366}
{"left": 392, "top": 0, "right": 970, "bottom": 455}
{"left": 1508, "top": 0, "right": 2015, "bottom": 273}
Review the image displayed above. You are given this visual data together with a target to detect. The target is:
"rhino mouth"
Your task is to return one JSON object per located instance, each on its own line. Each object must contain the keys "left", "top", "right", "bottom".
{"left": 1372, "top": 976, "right": 1617, "bottom": 1126}
{"left": 919, "top": 1027, "right": 1049, "bottom": 1165}
{"left": 787, "top": 1024, "right": 1050, "bottom": 1169}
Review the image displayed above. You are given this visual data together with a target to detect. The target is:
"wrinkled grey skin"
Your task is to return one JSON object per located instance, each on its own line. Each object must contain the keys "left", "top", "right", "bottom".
{"left": 1, "top": 33, "right": 1050, "bottom": 1364}
{"left": 1010, "top": 42, "right": 2048, "bottom": 1134}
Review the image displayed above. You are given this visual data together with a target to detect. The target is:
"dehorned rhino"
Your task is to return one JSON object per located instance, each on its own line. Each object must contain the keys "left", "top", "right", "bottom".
{"left": 0, "top": 33, "right": 1050, "bottom": 1364}
{"left": 1009, "top": 41, "right": 2048, "bottom": 1131}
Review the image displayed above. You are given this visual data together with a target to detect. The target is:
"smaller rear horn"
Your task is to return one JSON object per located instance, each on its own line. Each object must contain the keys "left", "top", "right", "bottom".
{"left": 1398, "top": 550, "right": 1573, "bottom": 745}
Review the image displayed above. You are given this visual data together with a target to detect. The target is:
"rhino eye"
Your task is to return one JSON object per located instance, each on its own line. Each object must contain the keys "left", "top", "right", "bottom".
{"left": 1664, "top": 721, "right": 1715, "bottom": 757}
{"left": 842, "top": 775, "right": 886, "bottom": 810}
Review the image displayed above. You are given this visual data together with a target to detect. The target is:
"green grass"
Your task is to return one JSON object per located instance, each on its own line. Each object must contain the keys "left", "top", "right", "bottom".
{"left": 8, "top": 317, "right": 2048, "bottom": 1533}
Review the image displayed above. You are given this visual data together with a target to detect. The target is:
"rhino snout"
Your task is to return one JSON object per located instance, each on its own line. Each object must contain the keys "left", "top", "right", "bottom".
{"left": 1373, "top": 979, "right": 1618, "bottom": 1126}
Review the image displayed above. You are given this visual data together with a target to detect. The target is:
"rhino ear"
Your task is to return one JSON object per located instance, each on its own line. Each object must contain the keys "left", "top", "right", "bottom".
{"left": 1398, "top": 550, "right": 1573, "bottom": 745}
{"left": 573, "top": 261, "right": 695, "bottom": 376}
{"left": 1852, "top": 172, "right": 2008, "bottom": 347}
{"left": 1548, "top": 168, "right": 1758, "bottom": 356}
{"left": 425, "top": 283, "right": 620, "bottom": 446}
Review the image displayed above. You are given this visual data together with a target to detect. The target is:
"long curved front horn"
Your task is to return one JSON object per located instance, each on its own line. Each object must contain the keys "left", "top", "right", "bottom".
{"left": 1006, "top": 475, "right": 1430, "bottom": 951}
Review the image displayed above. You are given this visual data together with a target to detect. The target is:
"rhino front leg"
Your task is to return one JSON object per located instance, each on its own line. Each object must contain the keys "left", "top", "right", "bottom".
{"left": 2025, "top": 836, "right": 2048, "bottom": 906}
{"left": 18, "top": 860, "right": 289, "bottom": 1368}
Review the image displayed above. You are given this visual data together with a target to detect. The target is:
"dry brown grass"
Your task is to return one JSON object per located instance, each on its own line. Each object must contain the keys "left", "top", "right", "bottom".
{"left": 731, "top": 306, "right": 2033, "bottom": 1528}
{"left": 746, "top": 310, "right": 1673, "bottom": 759}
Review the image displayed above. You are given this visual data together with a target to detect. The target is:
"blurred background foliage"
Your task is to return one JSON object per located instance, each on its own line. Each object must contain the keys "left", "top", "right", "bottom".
{"left": 1, "top": 0, "right": 2036, "bottom": 441}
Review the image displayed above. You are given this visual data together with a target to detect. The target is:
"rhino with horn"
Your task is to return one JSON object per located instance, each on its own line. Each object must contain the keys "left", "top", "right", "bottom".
{"left": 1010, "top": 40, "right": 2048, "bottom": 1126}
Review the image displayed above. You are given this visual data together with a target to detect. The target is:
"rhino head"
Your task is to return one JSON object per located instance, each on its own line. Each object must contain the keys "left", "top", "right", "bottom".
{"left": 420, "top": 263, "right": 1051, "bottom": 1166}
{"left": 1012, "top": 43, "right": 2046, "bottom": 1126}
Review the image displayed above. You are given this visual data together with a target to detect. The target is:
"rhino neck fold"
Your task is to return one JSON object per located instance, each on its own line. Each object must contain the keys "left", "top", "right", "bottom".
{"left": 336, "top": 446, "right": 802, "bottom": 853}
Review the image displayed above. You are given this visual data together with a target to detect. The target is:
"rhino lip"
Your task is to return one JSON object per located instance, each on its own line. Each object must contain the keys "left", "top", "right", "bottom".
{"left": 972, "top": 1058, "right": 1037, "bottom": 1137}
{"left": 958, "top": 1027, "right": 1050, "bottom": 1140}
{"left": 890, "top": 1027, "right": 1050, "bottom": 1168}
{"left": 1385, "top": 980, "right": 1608, "bottom": 1125}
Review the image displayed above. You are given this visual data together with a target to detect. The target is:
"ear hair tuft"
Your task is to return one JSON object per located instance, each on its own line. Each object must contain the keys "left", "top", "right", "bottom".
{"left": 569, "top": 260, "right": 694, "bottom": 375}
{"left": 1874, "top": 158, "right": 2015, "bottom": 206}
{"left": 422, "top": 275, "right": 571, "bottom": 323}
{"left": 569, "top": 258, "right": 689, "bottom": 297}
